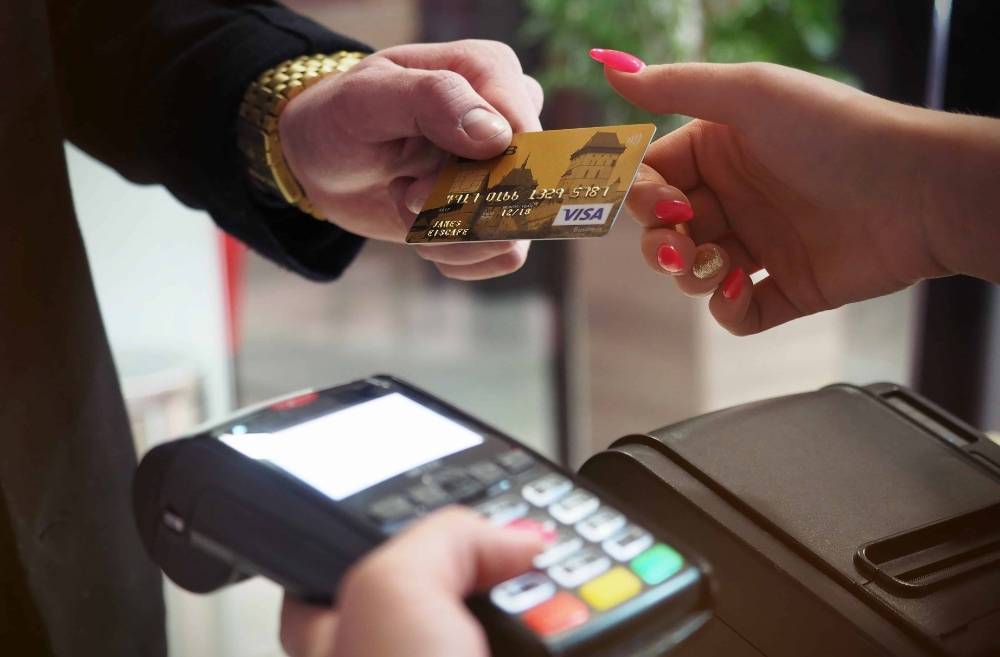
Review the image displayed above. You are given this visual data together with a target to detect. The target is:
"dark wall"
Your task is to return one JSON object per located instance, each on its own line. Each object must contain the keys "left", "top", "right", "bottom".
{"left": 839, "top": 0, "right": 933, "bottom": 102}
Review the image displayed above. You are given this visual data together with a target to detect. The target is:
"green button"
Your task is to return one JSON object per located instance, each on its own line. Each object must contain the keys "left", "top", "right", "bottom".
{"left": 630, "top": 544, "right": 684, "bottom": 585}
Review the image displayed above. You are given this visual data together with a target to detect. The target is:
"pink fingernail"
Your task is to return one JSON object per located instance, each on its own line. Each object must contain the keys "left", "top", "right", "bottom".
{"left": 654, "top": 199, "right": 694, "bottom": 224}
{"left": 721, "top": 268, "right": 746, "bottom": 300}
{"left": 589, "top": 48, "right": 646, "bottom": 74}
{"left": 657, "top": 243, "right": 685, "bottom": 273}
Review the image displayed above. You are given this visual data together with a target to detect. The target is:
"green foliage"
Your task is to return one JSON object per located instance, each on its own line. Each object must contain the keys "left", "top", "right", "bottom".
{"left": 521, "top": 0, "right": 847, "bottom": 128}
{"left": 705, "top": 0, "right": 846, "bottom": 78}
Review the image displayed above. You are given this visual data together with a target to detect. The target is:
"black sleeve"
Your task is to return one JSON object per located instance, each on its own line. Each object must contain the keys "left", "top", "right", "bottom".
{"left": 47, "top": 0, "right": 372, "bottom": 281}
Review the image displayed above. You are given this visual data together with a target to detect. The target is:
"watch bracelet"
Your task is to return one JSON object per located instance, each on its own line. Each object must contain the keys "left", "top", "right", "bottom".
{"left": 238, "top": 51, "right": 367, "bottom": 219}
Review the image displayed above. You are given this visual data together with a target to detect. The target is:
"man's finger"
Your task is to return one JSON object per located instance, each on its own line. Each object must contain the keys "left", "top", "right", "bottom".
{"left": 382, "top": 40, "right": 543, "bottom": 134}
{"left": 433, "top": 242, "right": 530, "bottom": 281}
{"left": 336, "top": 58, "right": 512, "bottom": 159}
{"left": 524, "top": 74, "right": 544, "bottom": 116}
{"left": 413, "top": 241, "right": 522, "bottom": 266}
{"left": 401, "top": 175, "right": 438, "bottom": 216}
{"left": 471, "top": 71, "right": 542, "bottom": 134}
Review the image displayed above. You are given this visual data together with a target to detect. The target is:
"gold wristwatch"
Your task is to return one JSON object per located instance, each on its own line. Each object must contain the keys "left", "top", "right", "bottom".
{"left": 237, "top": 51, "right": 366, "bottom": 219}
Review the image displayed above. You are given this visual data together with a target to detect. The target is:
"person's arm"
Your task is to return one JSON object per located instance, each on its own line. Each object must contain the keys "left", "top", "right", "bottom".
{"left": 587, "top": 51, "right": 1000, "bottom": 335}
{"left": 48, "top": 0, "right": 371, "bottom": 280}
{"left": 893, "top": 107, "right": 1000, "bottom": 283}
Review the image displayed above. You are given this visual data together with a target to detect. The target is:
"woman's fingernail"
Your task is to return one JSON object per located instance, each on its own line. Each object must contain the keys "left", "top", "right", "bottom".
{"left": 589, "top": 48, "right": 646, "bottom": 73}
{"left": 692, "top": 246, "right": 724, "bottom": 279}
{"left": 721, "top": 268, "right": 745, "bottom": 299}
{"left": 656, "top": 243, "right": 685, "bottom": 273}
{"left": 507, "top": 518, "right": 558, "bottom": 544}
{"left": 461, "top": 108, "right": 510, "bottom": 141}
{"left": 655, "top": 199, "right": 694, "bottom": 224}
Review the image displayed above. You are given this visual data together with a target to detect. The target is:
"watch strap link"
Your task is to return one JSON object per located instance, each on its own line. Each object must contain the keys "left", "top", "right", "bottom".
{"left": 237, "top": 51, "right": 366, "bottom": 219}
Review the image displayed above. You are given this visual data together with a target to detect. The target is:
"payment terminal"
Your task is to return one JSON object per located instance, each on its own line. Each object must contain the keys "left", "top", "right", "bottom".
{"left": 133, "top": 375, "right": 711, "bottom": 657}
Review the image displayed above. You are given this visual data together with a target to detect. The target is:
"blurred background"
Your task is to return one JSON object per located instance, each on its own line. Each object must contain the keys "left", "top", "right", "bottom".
{"left": 68, "top": 0, "right": 999, "bottom": 655}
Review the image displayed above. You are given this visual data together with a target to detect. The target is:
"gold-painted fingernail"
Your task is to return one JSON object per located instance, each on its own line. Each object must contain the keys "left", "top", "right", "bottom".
{"left": 692, "top": 246, "right": 724, "bottom": 279}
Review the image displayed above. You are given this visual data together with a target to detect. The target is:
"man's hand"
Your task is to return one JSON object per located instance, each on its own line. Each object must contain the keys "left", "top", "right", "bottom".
{"left": 279, "top": 40, "right": 544, "bottom": 280}
{"left": 279, "top": 507, "right": 544, "bottom": 657}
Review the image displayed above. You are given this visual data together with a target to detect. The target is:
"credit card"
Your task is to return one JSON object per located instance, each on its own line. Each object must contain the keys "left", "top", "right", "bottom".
{"left": 406, "top": 124, "right": 656, "bottom": 243}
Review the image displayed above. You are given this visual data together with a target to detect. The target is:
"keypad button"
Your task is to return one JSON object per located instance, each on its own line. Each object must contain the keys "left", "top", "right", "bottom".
{"left": 368, "top": 495, "right": 416, "bottom": 524}
{"left": 522, "top": 474, "right": 573, "bottom": 508}
{"left": 468, "top": 461, "right": 506, "bottom": 486}
{"left": 533, "top": 530, "right": 584, "bottom": 570}
{"left": 520, "top": 592, "right": 590, "bottom": 637}
{"left": 579, "top": 567, "right": 642, "bottom": 611}
{"left": 490, "top": 572, "right": 556, "bottom": 614}
{"left": 497, "top": 449, "right": 535, "bottom": 473}
{"left": 550, "top": 490, "right": 600, "bottom": 525}
{"left": 602, "top": 525, "right": 653, "bottom": 563}
{"left": 548, "top": 547, "right": 611, "bottom": 588}
{"left": 631, "top": 544, "right": 684, "bottom": 585}
{"left": 477, "top": 496, "right": 529, "bottom": 525}
{"left": 575, "top": 507, "right": 626, "bottom": 543}
{"left": 431, "top": 468, "right": 484, "bottom": 502}
{"left": 407, "top": 483, "right": 450, "bottom": 509}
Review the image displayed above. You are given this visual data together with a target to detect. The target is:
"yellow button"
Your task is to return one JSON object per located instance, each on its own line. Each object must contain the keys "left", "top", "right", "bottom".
{"left": 579, "top": 566, "right": 642, "bottom": 611}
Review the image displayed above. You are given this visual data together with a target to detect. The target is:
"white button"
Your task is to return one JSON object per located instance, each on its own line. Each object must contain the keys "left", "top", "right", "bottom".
{"left": 547, "top": 548, "right": 611, "bottom": 588}
{"left": 602, "top": 525, "right": 653, "bottom": 562}
{"left": 549, "top": 490, "right": 600, "bottom": 525}
{"left": 490, "top": 572, "right": 556, "bottom": 613}
{"left": 522, "top": 474, "right": 573, "bottom": 507}
{"left": 477, "top": 496, "right": 529, "bottom": 525}
{"left": 533, "top": 532, "right": 584, "bottom": 569}
{"left": 575, "top": 507, "right": 626, "bottom": 543}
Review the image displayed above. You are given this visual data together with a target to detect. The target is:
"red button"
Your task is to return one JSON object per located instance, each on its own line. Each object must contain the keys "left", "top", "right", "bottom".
{"left": 507, "top": 518, "right": 558, "bottom": 544}
{"left": 520, "top": 592, "right": 590, "bottom": 637}
{"left": 269, "top": 391, "right": 319, "bottom": 410}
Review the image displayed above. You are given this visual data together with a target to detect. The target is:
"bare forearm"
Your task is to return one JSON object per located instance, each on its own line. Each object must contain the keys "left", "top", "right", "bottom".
{"left": 897, "top": 106, "right": 1000, "bottom": 283}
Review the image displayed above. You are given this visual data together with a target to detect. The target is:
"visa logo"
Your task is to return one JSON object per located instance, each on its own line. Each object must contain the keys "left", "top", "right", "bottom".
{"left": 552, "top": 203, "right": 615, "bottom": 227}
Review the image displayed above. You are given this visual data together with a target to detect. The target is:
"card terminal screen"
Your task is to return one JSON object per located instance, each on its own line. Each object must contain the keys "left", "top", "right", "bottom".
{"left": 219, "top": 393, "right": 484, "bottom": 500}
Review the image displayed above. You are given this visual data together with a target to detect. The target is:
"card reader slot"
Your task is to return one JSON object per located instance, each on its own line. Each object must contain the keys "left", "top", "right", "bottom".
{"left": 856, "top": 502, "right": 1000, "bottom": 597}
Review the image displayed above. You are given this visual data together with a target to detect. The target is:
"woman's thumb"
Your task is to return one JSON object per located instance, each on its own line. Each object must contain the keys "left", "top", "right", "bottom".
{"left": 602, "top": 59, "right": 773, "bottom": 127}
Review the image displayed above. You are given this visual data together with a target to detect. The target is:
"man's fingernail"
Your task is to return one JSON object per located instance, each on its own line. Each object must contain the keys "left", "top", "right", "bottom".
{"left": 406, "top": 194, "right": 428, "bottom": 215}
{"left": 461, "top": 108, "right": 510, "bottom": 141}
{"left": 656, "top": 243, "right": 685, "bottom": 273}
{"left": 655, "top": 199, "right": 694, "bottom": 224}
{"left": 721, "top": 268, "right": 745, "bottom": 299}
{"left": 692, "top": 246, "right": 724, "bottom": 279}
{"left": 589, "top": 48, "right": 646, "bottom": 73}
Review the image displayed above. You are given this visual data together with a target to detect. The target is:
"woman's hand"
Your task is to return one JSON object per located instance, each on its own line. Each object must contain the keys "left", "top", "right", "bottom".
{"left": 279, "top": 507, "right": 544, "bottom": 657}
{"left": 280, "top": 40, "right": 544, "bottom": 280}
{"left": 592, "top": 53, "right": 1000, "bottom": 334}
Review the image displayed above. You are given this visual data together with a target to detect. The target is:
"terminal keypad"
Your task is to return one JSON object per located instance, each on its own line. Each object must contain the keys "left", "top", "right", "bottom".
{"left": 367, "top": 448, "right": 688, "bottom": 642}
{"left": 481, "top": 450, "right": 688, "bottom": 641}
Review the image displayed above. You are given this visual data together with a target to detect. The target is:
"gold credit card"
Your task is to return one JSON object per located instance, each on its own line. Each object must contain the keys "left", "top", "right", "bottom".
{"left": 406, "top": 124, "right": 656, "bottom": 243}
